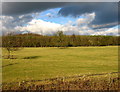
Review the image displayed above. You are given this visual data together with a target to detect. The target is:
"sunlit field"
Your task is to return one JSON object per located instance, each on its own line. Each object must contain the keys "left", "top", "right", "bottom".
{"left": 2, "top": 46, "right": 118, "bottom": 84}
{"left": 2, "top": 2, "right": 119, "bottom": 91}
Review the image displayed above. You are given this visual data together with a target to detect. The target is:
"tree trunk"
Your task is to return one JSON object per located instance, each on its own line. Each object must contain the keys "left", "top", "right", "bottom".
{"left": 8, "top": 50, "right": 10, "bottom": 59}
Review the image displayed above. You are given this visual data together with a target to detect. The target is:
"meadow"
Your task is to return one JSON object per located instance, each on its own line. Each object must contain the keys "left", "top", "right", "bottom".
{"left": 2, "top": 46, "right": 119, "bottom": 90}
{"left": 2, "top": 46, "right": 118, "bottom": 82}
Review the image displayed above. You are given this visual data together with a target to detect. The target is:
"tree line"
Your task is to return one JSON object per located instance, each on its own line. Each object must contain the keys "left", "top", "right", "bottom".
{"left": 2, "top": 31, "right": 119, "bottom": 48}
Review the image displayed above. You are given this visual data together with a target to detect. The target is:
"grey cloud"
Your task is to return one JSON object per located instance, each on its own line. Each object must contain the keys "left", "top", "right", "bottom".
{"left": 58, "top": 2, "right": 118, "bottom": 26}
{"left": 2, "top": 2, "right": 119, "bottom": 26}
{"left": 2, "top": 2, "right": 68, "bottom": 15}
{"left": 13, "top": 14, "right": 33, "bottom": 26}
{"left": 2, "top": 2, "right": 119, "bottom": 35}
{"left": 1, "top": 14, "right": 33, "bottom": 35}
{"left": 90, "top": 22, "right": 118, "bottom": 29}
{"left": 2, "top": 14, "right": 33, "bottom": 27}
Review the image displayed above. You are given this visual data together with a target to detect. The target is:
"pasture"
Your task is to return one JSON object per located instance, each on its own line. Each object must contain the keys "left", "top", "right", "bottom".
{"left": 2, "top": 46, "right": 118, "bottom": 85}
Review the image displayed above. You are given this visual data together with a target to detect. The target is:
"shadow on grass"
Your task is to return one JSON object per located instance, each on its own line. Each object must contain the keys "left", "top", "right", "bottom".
{"left": 2, "top": 55, "right": 17, "bottom": 59}
{"left": 23, "top": 56, "right": 41, "bottom": 59}
{"left": 2, "top": 63, "right": 19, "bottom": 68}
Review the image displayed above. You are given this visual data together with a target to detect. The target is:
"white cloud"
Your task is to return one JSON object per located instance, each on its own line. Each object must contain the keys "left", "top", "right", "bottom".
{"left": 1, "top": 16, "right": 17, "bottom": 35}
{"left": 17, "top": 19, "right": 62, "bottom": 35}
{"left": 17, "top": 17, "right": 118, "bottom": 36}
{"left": 91, "top": 26, "right": 119, "bottom": 36}
{"left": 46, "top": 13, "right": 53, "bottom": 17}
{"left": 1, "top": 14, "right": 33, "bottom": 35}
{"left": 17, "top": 18, "right": 95, "bottom": 35}
{"left": 1, "top": 12, "right": 119, "bottom": 36}
{"left": 76, "top": 12, "right": 95, "bottom": 26}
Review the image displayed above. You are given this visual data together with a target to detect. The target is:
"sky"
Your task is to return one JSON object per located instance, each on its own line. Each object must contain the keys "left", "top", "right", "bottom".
{"left": 1, "top": 2, "right": 119, "bottom": 36}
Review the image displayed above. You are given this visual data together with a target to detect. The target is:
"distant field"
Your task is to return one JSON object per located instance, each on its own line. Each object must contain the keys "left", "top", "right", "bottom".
{"left": 2, "top": 46, "right": 118, "bottom": 84}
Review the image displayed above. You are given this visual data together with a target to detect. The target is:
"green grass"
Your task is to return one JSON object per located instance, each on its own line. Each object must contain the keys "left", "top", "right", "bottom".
{"left": 2, "top": 46, "right": 118, "bottom": 83}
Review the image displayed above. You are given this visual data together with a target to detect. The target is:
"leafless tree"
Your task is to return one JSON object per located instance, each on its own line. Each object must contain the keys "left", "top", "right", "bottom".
{"left": 2, "top": 33, "right": 23, "bottom": 59}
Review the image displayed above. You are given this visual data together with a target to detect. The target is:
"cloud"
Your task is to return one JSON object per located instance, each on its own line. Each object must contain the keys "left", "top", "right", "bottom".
{"left": 15, "top": 13, "right": 95, "bottom": 35}
{"left": 15, "top": 13, "right": 118, "bottom": 36}
{"left": 1, "top": 3, "right": 119, "bottom": 36}
{"left": 2, "top": 2, "right": 118, "bottom": 28}
{"left": 17, "top": 19, "right": 62, "bottom": 35}
{"left": 76, "top": 12, "right": 95, "bottom": 26}
{"left": 92, "top": 26, "right": 119, "bottom": 36}
{"left": 1, "top": 14, "right": 33, "bottom": 35}
{"left": 46, "top": 13, "right": 53, "bottom": 17}
{"left": 2, "top": 2, "right": 67, "bottom": 15}
{"left": 58, "top": 2, "right": 118, "bottom": 27}
{"left": 91, "top": 22, "right": 118, "bottom": 29}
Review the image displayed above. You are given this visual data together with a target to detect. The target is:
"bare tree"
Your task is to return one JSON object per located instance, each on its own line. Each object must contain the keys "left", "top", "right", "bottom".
{"left": 2, "top": 33, "right": 23, "bottom": 59}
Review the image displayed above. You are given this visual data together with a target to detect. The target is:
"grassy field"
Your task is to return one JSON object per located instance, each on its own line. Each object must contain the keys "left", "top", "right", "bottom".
{"left": 2, "top": 46, "right": 118, "bottom": 84}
